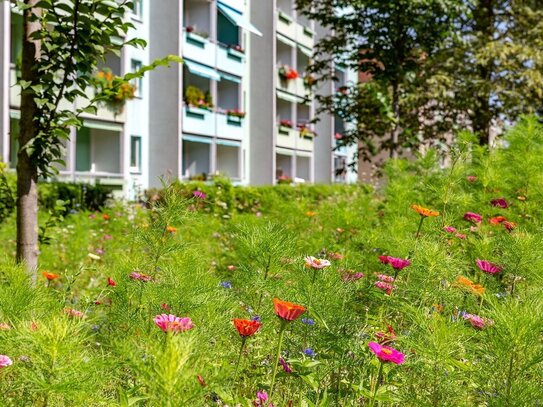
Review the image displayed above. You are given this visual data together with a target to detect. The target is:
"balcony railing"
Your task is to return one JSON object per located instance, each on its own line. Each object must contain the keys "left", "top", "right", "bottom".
{"left": 182, "top": 31, "right": 217, "bottom": 68}
{"left": 216, "top": 112, "right": 245, "bottom": 140}
{"left": 182, "top": 105, "right": 217, "bottom": 137}
{"left": 276, "top": 125, "right": 297, "bottom": 149}
{"left": 216, "top": 45, "right": 245, "bottom": 77}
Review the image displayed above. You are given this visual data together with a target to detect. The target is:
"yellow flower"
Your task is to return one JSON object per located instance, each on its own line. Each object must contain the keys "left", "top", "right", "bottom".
{"left": 411, "top": 204, "right": 440, "bottom": 217}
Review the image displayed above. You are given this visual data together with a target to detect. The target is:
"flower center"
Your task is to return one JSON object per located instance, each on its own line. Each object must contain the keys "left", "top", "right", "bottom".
{"left": 381, "top": 348, "right": 393, "bottom": 355}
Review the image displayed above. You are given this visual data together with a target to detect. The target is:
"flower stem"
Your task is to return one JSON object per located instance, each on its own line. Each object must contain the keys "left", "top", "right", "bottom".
{"left": 270, "top": 321, "right": 287, "bottom": 399}
{"left": 234, "top": 336, "right": 247, "bottom": 380}
{"left": 415, "top": 216, "right": 425, "bottom": 239}
{"left": 369, "top": 361, "right": 384, "bottom": 407}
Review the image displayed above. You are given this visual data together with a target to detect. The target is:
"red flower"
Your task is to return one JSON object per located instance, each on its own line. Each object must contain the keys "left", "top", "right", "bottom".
{"left": 233, "top": 319, "right": 262, "bottom": 337}
{"left": 42, "top": 271, "right": 60, "bottom": 281}
{"left": 107, "top": 277, "right": 116, "bottom": 287}
{"left": 197, "top": 374, "right": 207, "bottom": 387}
{"left": 489, "top": 216, "right": 507, "bottom": 225}
{"left": 273, "top": 298, "right": 306, "bottom": 322}
{"left": 102, "top": 214, "right": 110, "bottom": 221}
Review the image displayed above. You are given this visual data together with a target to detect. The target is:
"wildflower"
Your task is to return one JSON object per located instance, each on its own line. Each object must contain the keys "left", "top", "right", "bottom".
{"left": 375, "top": 325, "right": 396, "bottom": 345}
{"left": 161, "top": 303, "right": 171, "bottom": 311}
{"left": 103, "top": 234, "right": 113, "bottom": 240}
{"left": 443, "top": 226, "right": 457, "bottom": 233}
{"left": 42, "top": 271, "right": 60, "bottom": 281}
{"left": 233, "top": 319, "right": 262, "bottom": 337}
{"left": 193, "top": 190, "right": 207, "bottom": 199}
{"left": 304, "top": 348, "right": 316, "bottom": 357}
{"left": 197, "top": 374, "right": 207, "bottom": 387}
{"left": 102, "top": 214, "right": 110, "bottom": 221}
{"left": 411, "top": 204, "right": 440, "bottom": 217}
{"left": 0, "top": 355, "right": 13, "bottom": 368}
{"left": 107, "top": 277, "right": 116, "bottom": 287}
{"left": 254, "top": 390, "right": 269, "bottom": 406}
{"left": 154, "top": 314, "right": 194, "bottom": 333}
{"left": 368, "top": 342, "right": 405, "bottom": 364}
{"left": 304, "top": 256, "right": 331, "bottom": 269}
{"left": 273, "top": 298, "right": 305, "bottom": 322}
{"left": 328, "top": 252, "right": 344, "bottom": 260}
{"left": 64, "top": 308, "right": 86, "bottom": 318}
{"left": 166, "top": 225, "right": 177, "bottom": 234}
{"left": 301, "top": 318, "right": 315, "bottom": 326}
{"left": 252, "top": 315, "right": 261, "bottom": 322}
{"left": 0, "top": 323, "right": 11, "bottom": 330}
{"left": 375, "top": 281, "right": 395, "bottom": 295}
{"left": 432, "top": 303, "right": 444, "bottom": 313}
{"left": 454, "top": 276, "right": 485, "bottom": 296}
{"left": 387, "top": 257, "right": 411, "bottom": 270}
{"left": 305, "top": 211, "right": 317, "bottom": 217}
{"left": 462, "top": 313, "right": 492, "bottom": 330}
{"left": 220, "top": 281, "right": 232, "bottom": 289}
{"left": 130, "top": 271, "right": 152, "bottom": 282}
{"left": 340, "top": 270, "right": 364, "bottom": 282}
{"left": 489, "top": 216, "right": 507, "bottom": 225}
{"left": 476, "top": 259, "right": 503, "bottom": 275}
{"left": 227, "top": 265, "right": 237, "bottom": 271}
{"left": 503, "top": 221, "right": 516, "bottom": 231}
{"left": 378, "top": 255, "right": 390, "bottom": 264}
{"left": 376, "top": 274, "right": 395, "bottom": 283}
{"left": 279, "top": 357, "right": 292, "bottom": 373}
{"left": 455, "top": 233, "right": 467, "bottom": 239}
{"left": 490, "top": 198, "right": 509, "bottom": 208}
{"left": 466, "top": 176, "right": 477, "bottom": 183}
{"left": 464, "top": 212, "right": 483, "bottom": 223}
{"left": 95, "top": 248, "right": 105, "bottom": 255}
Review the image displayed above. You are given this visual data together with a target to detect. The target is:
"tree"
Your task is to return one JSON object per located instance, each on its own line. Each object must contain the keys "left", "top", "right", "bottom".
{"left": 447, "top": 0, "right": 543, "bottom": 144}
{"left": 12, "top": 0, "right": 180, "bottom": 277}
{"left": 297, "top": 0, "right": 466, "bottom": 160}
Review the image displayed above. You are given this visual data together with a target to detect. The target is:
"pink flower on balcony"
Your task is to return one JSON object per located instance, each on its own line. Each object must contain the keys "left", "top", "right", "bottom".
{"left": 476, "top": 259, "right": 503, "bottom": 275}
{"left": 154, "top": 314, "right": 194, "bottom": 333}
{"left": 464, "top": 212, "right": 483, "bottom": 223}
{"left": 368, "top": 342, "right": 405, "bottom": 364}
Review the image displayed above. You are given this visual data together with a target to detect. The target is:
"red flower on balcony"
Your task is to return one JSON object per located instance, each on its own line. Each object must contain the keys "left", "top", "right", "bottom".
{"left": 278, "top": 65, "right": 299, "bottom": 80}
{"left": 226, "top": 109, "right": 246, "bottom": 119}
{"left": 280, "top": 119, "right": 294, "bottom": 128}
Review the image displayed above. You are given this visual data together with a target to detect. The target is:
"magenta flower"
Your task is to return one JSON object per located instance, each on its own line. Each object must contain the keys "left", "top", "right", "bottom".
{"left": 376, "top": 274, "right": 395, "bottom": 283}
{"left": 341, "top": 272, "right": 364, "bottom": 282}
{"left": 490, "top": 198, "right": 509, "bottom": 208}
{"left": 368, "top": 342, "right": 405, "bottom": 364}
{"left": 279, "top": 357, "right": 292, "bottom": 373}
{"left": 387, "top": 257, "right": 411, "bottom": 270}
{"left": 0, "top": 355, "right": 13, "bottom": 368}
{"left": 378, "top": 255, "right": 390, "bottom": 264}
{"left": 130, "top": 272, "right": 153, "bottom": 282}
{"left": 464, "top": 212, "right": 483, "bottom": 223}
{"left": 154, "top": 314, "right": 194, "bottom": 333}
{"left": 462, "top": 313, "right": 492, "bottom": 330}
{"left": 193, "top": 190, "right": 206, "bottom": 199}
{"left": 476, "top": 259, "right": 503, "bottom": 275}
{"left": 375, "top": 281, "right": 395, "bottom": 295}
{"left": 466, "top": 176, "right": 477, "bottom": 183}
{"left": 443, "top": 226, "right": 457, "bottom": 233}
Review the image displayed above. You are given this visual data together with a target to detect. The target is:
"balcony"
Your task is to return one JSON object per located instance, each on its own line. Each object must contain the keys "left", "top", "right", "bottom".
{"left": 216, "top": 45, "right": 245, "bottom": 77}
{"left": 276, "top": 125, "right": 297, "bottom": 149}
{"left": 77, "top": 85, "right": 126, "bottom": 123}
{"left": 277, "top": 10, "right": 297, "bottom": 40}
{"left": 297, "top": 131, "right": 314, "bottom": 152}
{"left": 182, "top": 31, "right": 217, "bottom": 68}
{"left": 296, "top": 23, "right": 315, "bottom": 49}
{"left": 217, "top": 112, "right": 245, "bottom": 141}
{"left": 182, "top": 106, "right": 216, "bottom": 137}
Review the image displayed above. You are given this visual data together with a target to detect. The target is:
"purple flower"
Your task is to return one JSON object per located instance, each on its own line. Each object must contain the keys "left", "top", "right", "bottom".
{"left": 490, "top": 198, "right": 509, "bottom": 208}
{"left": 304, "top": 348, "right": 316, "bottom": 357}
{"left": 193, "top": 190, "right": 206, "bottom": 199}
{"left": 279, "top": 357, "right": 292, "bottom": 373}
{"left": 251, "top": 315, "right": 261, "bottom": 322}
{"left": 219, "top": 281, "right": 232, "bottom": 289}
{"left": 301, "top": 318, "right": 315, "bottom": 326}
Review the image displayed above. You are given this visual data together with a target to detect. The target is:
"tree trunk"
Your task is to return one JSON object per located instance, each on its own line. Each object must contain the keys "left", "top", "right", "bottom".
{"left": 390, "top": 81, "right": 400, "bottom": 159}
{"left": 16, "top": 1, "right": 41, "bottom": 279}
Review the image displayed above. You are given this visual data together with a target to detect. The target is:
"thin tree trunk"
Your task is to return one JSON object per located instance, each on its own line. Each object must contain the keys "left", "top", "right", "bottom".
{"left": 16, "top": 1, "right": 41, "bottom": 278}
{"left": 390, "top": 81, "right": 400, "bottom": 159}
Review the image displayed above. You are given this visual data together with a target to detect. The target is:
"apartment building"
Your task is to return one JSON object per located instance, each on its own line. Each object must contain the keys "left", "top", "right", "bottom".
{"left": 0, "top": 0, "right": 357, "bottom": 199}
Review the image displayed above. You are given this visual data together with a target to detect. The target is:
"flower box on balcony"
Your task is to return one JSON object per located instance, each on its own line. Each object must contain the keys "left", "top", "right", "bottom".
{"left": 278, "top": 10, "right": 293, "bottom": 24}
{"left": 227, "top": 48, "right": 245, "bottom": 62}
{"left": 186, "top": 105, "right": 211, "bottom": 119}
{"left": 186, "top": 31, "right": 209, "bottom": 48}
{"left": 303, "top": 26, "right": 315, "bottom": 38}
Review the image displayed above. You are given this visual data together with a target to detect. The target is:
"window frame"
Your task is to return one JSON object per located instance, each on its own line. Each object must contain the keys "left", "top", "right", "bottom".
{"left": 129, "top": 135, "right": 142, "bottom": 173}
{"left": 130, "top": 59, "right": 143, "bottom": 98}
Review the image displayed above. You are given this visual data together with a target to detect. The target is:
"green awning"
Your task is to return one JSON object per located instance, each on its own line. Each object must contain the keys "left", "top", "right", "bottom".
{"left": 184, "top": 60, "right": 221, "bottom": 81}
{"left": 219, "top": 71, "right": 242, "bottom": 84}
{"left": 217, "top": 2, "right": 262, "bottom": 36}
{"left": 216, "top": 139, "right": 241, "bottom": 147}
{"left": 83, "top": 120, "right": 123, "bottom": 132}
{"left": 277, "top": 90, "right": 304, "bottom": 104}
{"left": 277, "top": 33, "right": 296, "bottom": 48}
{"left": 297, "top": 44, "right": 312, "bottom": 57}
{"left": 183, "top": 135, "right": 212, "bottom": 144}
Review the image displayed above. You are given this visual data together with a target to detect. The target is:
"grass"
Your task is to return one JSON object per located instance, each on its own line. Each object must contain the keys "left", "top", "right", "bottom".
{"left": 0, "top": 117, "right": 543, "bottom": 406}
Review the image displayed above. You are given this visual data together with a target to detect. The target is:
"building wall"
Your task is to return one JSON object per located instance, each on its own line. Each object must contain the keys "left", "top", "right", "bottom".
{"left": 0, "top": 2, "right": 9, "bottom": 163}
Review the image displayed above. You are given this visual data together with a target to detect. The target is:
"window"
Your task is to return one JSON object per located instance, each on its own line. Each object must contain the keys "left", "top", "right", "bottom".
{"left": 132, "top": 0, "right": 143, "bottom": 18}
{"left": 131, "top": 59, "right": 143, "bottom": 97}
{"left": 10, "top": 12, "right": 23, "bottom": 65}
{"left": 130, "top": 136, "right": 142, "bottom": 172}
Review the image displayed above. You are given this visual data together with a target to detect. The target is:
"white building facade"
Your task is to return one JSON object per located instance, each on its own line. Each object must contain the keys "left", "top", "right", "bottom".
{"left": 0, "top": 0, "right": 357, "bottom": 199}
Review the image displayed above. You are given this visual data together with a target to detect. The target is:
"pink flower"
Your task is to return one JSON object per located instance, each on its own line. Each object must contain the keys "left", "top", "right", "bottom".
{"left": 443, "top": 226, "right": 457, "bottom": 233}
{"left": 279, "top": 357, "right": 292, "bottom": 373}
{"left": 341, "top": 272, "right": 364, "bottom": 282}
{"left": 464, "top": 212, "right": 483, "bottom": 223}
{"left": 368, "top": 342, "right": 405, "bottom": 364}
{"left": 304, "top": 256, "right": 331, "bottom": 269}
{"left": 490, "top": 198, "right": 509, "bottom": 208}
{"left": 64, "top": 308, "right": 86, "bottom": 318}
{"left": 130, "top": 272, "right": 152, "bottom": 282}
{"left": 466, "top": 176, "right": 477, "bottom": 183}
{"left": 476, "top": 259, "right": 503, "bottom": 275}
{"left": 455, "top": 233, "right": 467, "bottom": 239}
{"left": 227, "top": 265, "right": 237, "bottom": 271}
{"left": 375, "top": 281, "right": 395, "bottom": 295}
{"left": 193, "top": 190, "right": 206, "bottom": 199}
{"left": 462, "top": 313, "right": 493, "bottom": 330}
{"left": 376, "top": 274, "right": 395, "bottom": 283}
{"left": 387, "top": 257, "right": 411, "bottom": 270}
{"left": 0, "top": 355, "right": 13, "bottom": 368}
{"left": 378, "top": 255, "right": 390, "bottom": 264}
{"left": 161, "top": 303, "right": 171, "bottom": 311}
{"left": 154, "top": 314, "right": 194, "bottom": 333}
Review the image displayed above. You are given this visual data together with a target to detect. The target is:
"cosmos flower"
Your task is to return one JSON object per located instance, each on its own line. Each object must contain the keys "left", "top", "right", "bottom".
{"left": 476, "top": 260, "right": 503, "bottom": 275}
{"left": 0, "top": 355, "right": 13, "bottom": 368}
{"left": 64, "top": 308, "right": 86, "bottom": 318}
{"left": 411, "top": 204, "right": 440, "bottom": 217}
{"left": 193, "top": 190, "right": 206, "bottom": 199}
{"left": 464, "top": 212, "right": 483, "bottom": 223}
{"left": 454, "top": 276, "right": 485, "bottom": 296}
{"left": 304, "top": 256, "right": 331, "bottom": 269}
{"left": 376, "top": 274, "right": 395, "bottom": 283}
{"left": 375, "top": 281, "right": 395, "bottom": 295}
{"left": 368, "top": 342, "right": 405, "bottom": 364}
{"left": 503, "top": 221, "right": 516, "bottom": 231}
{"left": 233, "top": 319, "right": 262, "bottom": 337}
{"left": 462, "top": 313, "right": 492, "bottom": 329}
{"left": 130, "top": 272, "right": 152, "bottom": 282}
{"left": 443, "top": 226, "right": 457, "bottom": 233}
{"left": 387, "top": 257, "right": 411, "bottom": 270}
{"left": 273, "top": 298, "right": 305, "bottom": 322}
{"left": 107, "top": 277, "right": 116, "bottom": 287}
{"left": 489, "top": 216, "right": 507, "bottom": 225}
{"left": 490, "top": 198, "right": 509, "bottom": 208}
{"left": 154, "top": 314, "right": 194, "bottom": 333}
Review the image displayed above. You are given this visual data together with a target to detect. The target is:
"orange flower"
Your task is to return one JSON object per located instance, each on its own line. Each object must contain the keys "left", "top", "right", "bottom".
{"left": 42, "top": 271, "right": 60, "bottom": 281}
{"left": 411, "top": 204, "right": 439, "bottom": 217}
{"left": 166, "top": 226, "right": 177, "bottom": 234}
{"left": 489, "top": 216, "right": 506, "bottom": 225}
{"left": 233, "top": 319, "right": 262, "bottom": 337}
{"left": 273, "top": 298, "right": 305, "bottom": 322}
{"left": 102, "top": 214, "right": 110, "bottom": 221}
{"left": 453, "top": 276, "right": 485, "bottom": 296}
{"left": 305, "top": 211, "right": 317, "bottom": 217}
